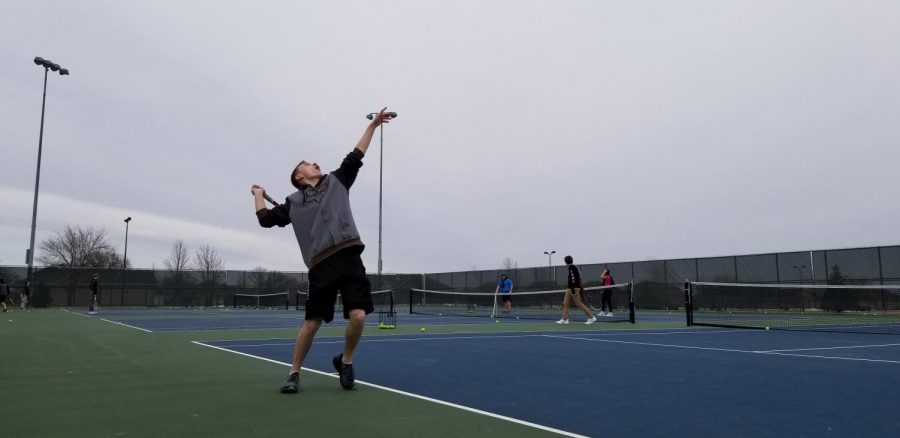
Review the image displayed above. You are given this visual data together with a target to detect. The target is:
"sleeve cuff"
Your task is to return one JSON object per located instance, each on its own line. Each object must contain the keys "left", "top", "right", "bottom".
{"left": 351, "top": 148, "right": 365, "bottom": 158}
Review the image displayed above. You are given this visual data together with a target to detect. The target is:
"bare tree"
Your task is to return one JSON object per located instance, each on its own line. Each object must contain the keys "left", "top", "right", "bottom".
{"left": 164, "top": 240, "right": 191, "bottom": 286}
{"left": 193, "top": 244, "right": 224, "bottom": 284}
{"left": 164, "top": 240, "right": 190, "bottom": 272}
{"left": 501, "top": 257, "right": 518, "bottom": 272}
{"left": 249, "top": 267, "right": 296, "bottom": 292}
{"left": 92, "top": 249, "right": 131, "bottom": 268}
{"left": 38, "top": 225, "right": 129, "bottom": 268}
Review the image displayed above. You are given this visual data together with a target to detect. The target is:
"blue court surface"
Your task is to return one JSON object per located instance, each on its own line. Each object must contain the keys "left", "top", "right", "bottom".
{"left": 72, "top": 308, "right": 686, "bottom": 332}
{"left": 193, "top": 325, "right": 900, "bottom": 437}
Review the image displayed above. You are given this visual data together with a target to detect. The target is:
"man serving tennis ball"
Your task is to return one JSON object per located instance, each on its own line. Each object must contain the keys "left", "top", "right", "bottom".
{"left": 252, "top": 107, "right": 394, "bottom": 394}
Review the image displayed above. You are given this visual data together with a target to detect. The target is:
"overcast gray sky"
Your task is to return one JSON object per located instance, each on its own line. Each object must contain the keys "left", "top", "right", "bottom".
{"left": 2, "top": 0, "right": 898, "bottom": 273}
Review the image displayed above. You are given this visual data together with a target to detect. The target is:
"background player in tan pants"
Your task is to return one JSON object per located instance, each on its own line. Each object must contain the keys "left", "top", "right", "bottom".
{"left": 556, "top": 255, "right": 597, "bottom": 325}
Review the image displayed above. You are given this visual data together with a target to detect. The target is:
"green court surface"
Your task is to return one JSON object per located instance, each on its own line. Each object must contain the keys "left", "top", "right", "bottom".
{"left": 0, "top": 310, "right": 684, "bottom": 437}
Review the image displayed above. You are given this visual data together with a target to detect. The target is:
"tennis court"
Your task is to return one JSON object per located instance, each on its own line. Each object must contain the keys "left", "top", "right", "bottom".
{"left": 196, "top": 319, "right": 900, "bottom": 437}
{"left": 6, "top": 302, "right": 897, "bottom": 437}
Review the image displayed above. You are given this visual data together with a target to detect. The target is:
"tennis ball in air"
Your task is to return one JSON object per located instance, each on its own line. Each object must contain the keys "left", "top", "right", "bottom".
{"left": 495, "top": 320, "right": 500, "bottom": 323}
{"left": 765, "top": 326, "right": 770, "bottom": 331}
{"left": 420, "top": 327, "right": 426, "bottom": 332}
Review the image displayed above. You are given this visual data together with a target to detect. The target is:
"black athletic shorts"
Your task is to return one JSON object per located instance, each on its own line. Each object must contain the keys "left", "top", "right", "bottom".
{"left": 306, "top": 246, "right": 373, "bottom": 323}
{"left": 501, "top": 294, "right": 511, "bottom": 303}
{"left": 0, "top": 294, "right": 6, "bottom": 302}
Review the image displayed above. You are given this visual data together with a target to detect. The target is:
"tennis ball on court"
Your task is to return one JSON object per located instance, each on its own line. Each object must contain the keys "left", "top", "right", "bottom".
{"left": 420, "top": 327, "right": 426, "bottom": 332}
{"left": 495, "top": 320, "right": 500, "bottom": 323}
{"left": 515, "top": 316, "right": 520, "bottom": 320}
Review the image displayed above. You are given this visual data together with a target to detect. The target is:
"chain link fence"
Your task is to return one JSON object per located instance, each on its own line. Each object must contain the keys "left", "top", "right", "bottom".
{"left": 2, "top": 245, "right": 897, "bottom": 310}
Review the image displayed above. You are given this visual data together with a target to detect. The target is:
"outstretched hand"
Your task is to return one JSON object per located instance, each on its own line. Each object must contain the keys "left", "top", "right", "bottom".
{"left": 369, "top": 107, "right": 393, "bottom": 127}
{"left": 251, "top": 185, "right": 266, "bottom": 197}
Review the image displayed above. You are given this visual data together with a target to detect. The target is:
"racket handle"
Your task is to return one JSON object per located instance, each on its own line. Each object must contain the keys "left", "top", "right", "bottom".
{"left": 253, "top": 185, "right": 280, "bottom": 206}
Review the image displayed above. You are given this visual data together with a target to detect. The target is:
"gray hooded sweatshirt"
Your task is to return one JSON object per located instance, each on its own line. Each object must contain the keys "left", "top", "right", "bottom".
{"left": 256, "top": 149, "right": 365, "bottom": 269}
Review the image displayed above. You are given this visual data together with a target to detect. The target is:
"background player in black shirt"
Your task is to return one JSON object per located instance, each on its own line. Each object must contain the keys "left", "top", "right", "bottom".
{"left": 555, "top": 255, "right": 597, "bottom": 325}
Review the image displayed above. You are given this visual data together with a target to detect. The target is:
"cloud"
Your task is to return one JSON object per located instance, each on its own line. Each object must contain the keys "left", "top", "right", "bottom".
{"left": 2, "top": 1, "right": 899, "bottom": 273}
{"left": 0, "top": 186, "right": 301, "bottom": 270}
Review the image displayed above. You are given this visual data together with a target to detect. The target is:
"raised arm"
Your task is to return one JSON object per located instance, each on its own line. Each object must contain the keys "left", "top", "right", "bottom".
{"left": 251, "top": 185, "right": 291, "bottom": 228}
{"left": 333, "top": 107, "right": 395, "bottom": 188}
{"left": 354, "top": 107, "right": 393, "bottom": 155}
{"left": 251, "top": 185, "right": 267, "bottom": 212}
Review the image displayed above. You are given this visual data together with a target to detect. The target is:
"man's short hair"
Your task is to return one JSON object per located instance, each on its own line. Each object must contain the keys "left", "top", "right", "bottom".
{"left": 290, "top": 161, "right": 307, "bottom": 189}
{"left": 564, "top": 255, "right": 573, "bottom": 264}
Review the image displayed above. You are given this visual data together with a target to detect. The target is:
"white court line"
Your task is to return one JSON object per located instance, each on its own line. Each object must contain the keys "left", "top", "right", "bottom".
{"left": 153, "top": 325, "right": 299, "bottom": 332}
{"left": 64, "top": 308, "right": 153, "bottom": 335}
{"left": 100, "top": 318, "right": 154, "bottom": 333}
{"left": 191, "top": 341, "right": 587, "bottom": 438}
{"left": 215, "top": 334, "right": 548, "bottom": 348}
{"left": 197, "top": 329, "right": 611, "bottom": 344}
{"left": 209, "top": 329, "right": 749, "bottom": 348}
{"left": 548, "top": 334, "right": 900, "bottom": 365}
{"left": 216, "top": 342, "right": 296, "bottom": 348}
{"left": 542, "top": 334, "right": 750, "bottom": 353}
{"left": 757, "top": 343, "right": 900, "bottom": 353}
{"left": 569, "top": 329, "right": 750, "bottom": 337}
{"left": 62, "top": 309, "right": 91, "bottom": 318}
{"left": 760, "top": 352, "right": 900, "bottom": 364}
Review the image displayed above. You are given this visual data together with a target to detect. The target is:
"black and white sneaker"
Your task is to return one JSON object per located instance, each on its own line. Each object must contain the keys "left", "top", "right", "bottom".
{"left": 280, "top": 372, "right": 300, "bottom": 393}
{"left": 332, "top": 354, "right": 356, "bottom": 390}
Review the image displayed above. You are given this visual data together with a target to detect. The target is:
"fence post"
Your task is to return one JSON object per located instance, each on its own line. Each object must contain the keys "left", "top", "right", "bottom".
{"left": 775, "top": 253, "right": 781, "bottom": 283}
{"left": 733, "top": 256, "right": 738, "bottom": 282}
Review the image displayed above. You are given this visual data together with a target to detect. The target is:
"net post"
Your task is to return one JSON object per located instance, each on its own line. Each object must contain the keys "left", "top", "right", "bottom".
{"left": 285, "top": 293, "right": 290, "bottom": 310}
{"left": 408, "top": 288, "right": 413, "bottom": 315}
{"left": 684, "top": 280, "right": 692, "bottom": 326}
{"left": 233, "top": 294, "right": 237, "bottom": 309}
{"left": 628, "top": 282, "right": 636, "bottom": 324}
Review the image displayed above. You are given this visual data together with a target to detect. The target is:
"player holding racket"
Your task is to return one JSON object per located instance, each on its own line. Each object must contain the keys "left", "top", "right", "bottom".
{"left": 496, "top": 274, "right": 513, "bottom": 313}
{"left": 252, "top": 107, "right": 393, "bottom": 394}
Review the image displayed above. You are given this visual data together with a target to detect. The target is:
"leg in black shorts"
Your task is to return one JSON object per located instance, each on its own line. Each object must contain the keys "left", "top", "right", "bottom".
{"left": 306, "top": 247, "right": 374, "bottom": 323}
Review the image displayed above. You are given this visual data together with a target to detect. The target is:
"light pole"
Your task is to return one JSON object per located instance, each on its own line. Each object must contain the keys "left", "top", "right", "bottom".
{"left": 26, "top": 57, "right": 69, "bottom": 283}
{"left": 123, "top": 217, "right": 132, "bottom": 269}
{"left": 121, "top": 217, "right": 131, "bottom": 304}
{"left": 544, "top": 250, "right": 556, "bottom": 282}
{"left": 365, "top": 111, "right": 398, "bottom": 288}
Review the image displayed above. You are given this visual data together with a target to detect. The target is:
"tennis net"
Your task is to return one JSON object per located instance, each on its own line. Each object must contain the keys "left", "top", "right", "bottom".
{"left": 410, "top": 284, "right": 635, "bottom": 323}
{"left": 295, "top": 289, "right": 395, "bottom": 313}
{"left": 233, "top": 292, "right": 291, "bottom": 310}
{"left": 687, "top": 281, "right": 900, "bottom": 334}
